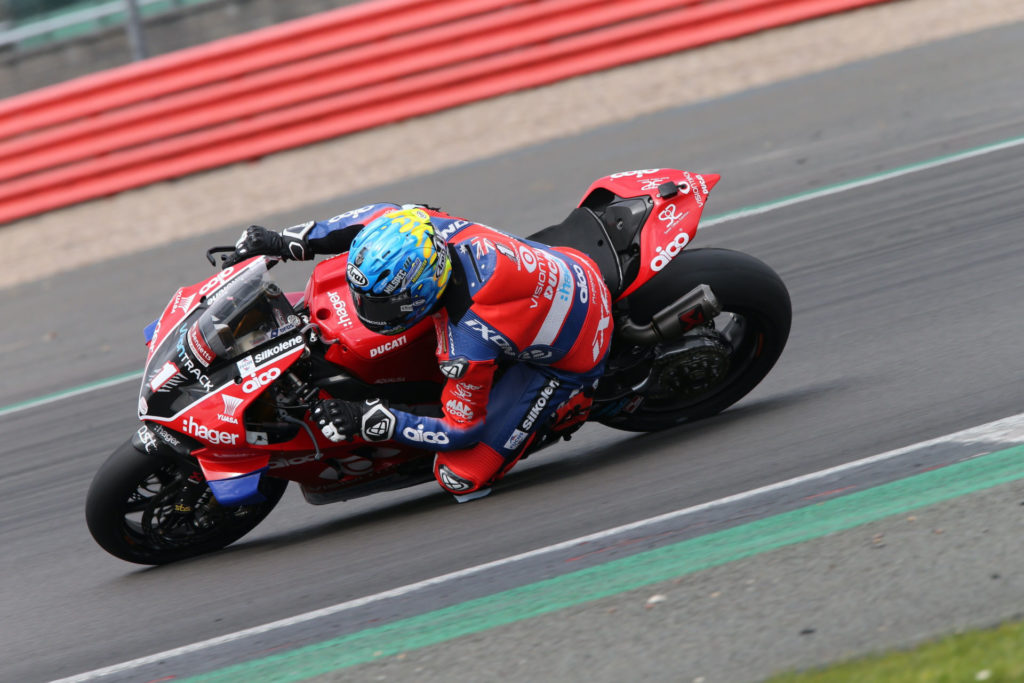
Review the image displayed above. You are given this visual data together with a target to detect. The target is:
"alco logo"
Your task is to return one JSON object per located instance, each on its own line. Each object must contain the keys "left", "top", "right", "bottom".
{"left": 402, "top": 424, "right": 450, "bottom": 445}
{"left": 243, "top": 368, "right": 281, "bottom": 394}
{"left": 650, "top": 230, "right": 691, "bottom": 272}
{"left": 198, "top": 266, "right": 236, "bottom": 296}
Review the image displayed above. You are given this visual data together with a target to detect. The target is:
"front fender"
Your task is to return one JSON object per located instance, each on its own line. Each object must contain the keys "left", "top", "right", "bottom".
{"left": 134, "top": 423, "right": 271, "bottom": 506}
{"left": 193, "top": 451, "right": 272, "bottom": 506}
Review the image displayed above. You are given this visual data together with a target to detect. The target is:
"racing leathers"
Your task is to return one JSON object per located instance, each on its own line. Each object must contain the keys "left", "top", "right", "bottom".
{"left": 254, "top": 203, "right": 613, "bottom": 498}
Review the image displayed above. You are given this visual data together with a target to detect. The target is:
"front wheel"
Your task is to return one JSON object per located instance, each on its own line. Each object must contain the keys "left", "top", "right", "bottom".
{"left": 85, "top": 439, "right": 287, "bottom": 565}
{"left": 599, "top": 248, "right": 791, "bottom": 432}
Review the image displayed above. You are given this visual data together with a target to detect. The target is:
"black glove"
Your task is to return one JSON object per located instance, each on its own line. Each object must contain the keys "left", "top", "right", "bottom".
{"left": 312, "top": 399, "right": 360, "bottom": 442}
{"left": 312, "top": 398, "right": 397, "bottom": 443}
{"left": 224, "top": 222, "right": 314, "bottom": 266}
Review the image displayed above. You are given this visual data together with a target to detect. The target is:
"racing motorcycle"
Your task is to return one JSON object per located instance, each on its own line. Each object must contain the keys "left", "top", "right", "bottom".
{"left": 85, "top": 169, "right": 791, "bottom": 564}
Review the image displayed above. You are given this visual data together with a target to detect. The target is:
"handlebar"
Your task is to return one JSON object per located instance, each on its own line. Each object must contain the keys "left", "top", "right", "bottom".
{"left": 205, "top": 246, "right": 281, "bottom": 271}
{"left": 205, "top": 245, "right": 236, "bottom": 268}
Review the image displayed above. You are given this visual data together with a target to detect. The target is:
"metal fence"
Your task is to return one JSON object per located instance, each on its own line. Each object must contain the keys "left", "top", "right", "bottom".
{"left": 0, "top": 0, "right": 203, "bottom": 49}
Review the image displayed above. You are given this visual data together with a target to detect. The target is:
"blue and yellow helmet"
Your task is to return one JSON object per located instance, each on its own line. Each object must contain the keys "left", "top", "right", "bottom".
{"left": 346, "top": 207, "right": 452, "bottom": 335}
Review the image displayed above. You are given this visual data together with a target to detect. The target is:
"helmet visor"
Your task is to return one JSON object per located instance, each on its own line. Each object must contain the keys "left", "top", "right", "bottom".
{"left": 351, "top": 290, "right": 426, "bottom": 334}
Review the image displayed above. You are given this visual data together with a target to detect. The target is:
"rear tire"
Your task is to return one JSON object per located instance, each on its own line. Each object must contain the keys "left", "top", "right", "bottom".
{"left": 85, "top": 439, "right": 287, "bottom": 565}
{"left": 600, "top": 248, "right": 791, "bottom": 431}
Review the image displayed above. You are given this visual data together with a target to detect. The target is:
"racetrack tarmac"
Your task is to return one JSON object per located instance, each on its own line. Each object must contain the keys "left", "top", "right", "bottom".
{"left": 2, "top": 19, "right": 1024, "bottom": 683}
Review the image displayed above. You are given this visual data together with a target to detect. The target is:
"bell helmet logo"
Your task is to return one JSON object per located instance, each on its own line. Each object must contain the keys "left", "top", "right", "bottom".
{"left": 347, "top": 263, "right": 368, "bottom": 288}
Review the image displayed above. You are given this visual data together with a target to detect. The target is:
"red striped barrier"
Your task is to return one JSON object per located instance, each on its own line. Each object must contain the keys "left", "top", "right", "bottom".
{"left": 0, "top": 0, "right": 891, "bottom": 224}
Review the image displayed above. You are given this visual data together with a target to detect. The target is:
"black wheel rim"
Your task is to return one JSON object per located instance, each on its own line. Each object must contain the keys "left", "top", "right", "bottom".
{"left": 119, "top": 462, "right": 256, "bottom": 553}
{"left": 636, "top": 309, "right": 764, "bottom": 414}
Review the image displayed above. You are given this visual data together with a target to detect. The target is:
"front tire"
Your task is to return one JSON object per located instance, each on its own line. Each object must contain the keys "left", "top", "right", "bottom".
{"left": 600, "top": 248, "right": 791, "bottom": 431}
{"left": 85, "top": 439, "right": 287, "bottom": 565}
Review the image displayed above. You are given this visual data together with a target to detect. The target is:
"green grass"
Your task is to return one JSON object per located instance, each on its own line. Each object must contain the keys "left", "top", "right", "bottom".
{"left": 768, "top": 618, "right": 1024, "bottom": 682}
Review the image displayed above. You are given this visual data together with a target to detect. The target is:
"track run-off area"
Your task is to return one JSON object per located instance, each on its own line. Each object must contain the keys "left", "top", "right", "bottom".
{"left": 3, "top": 17, "right": 1024, "bottom": 683}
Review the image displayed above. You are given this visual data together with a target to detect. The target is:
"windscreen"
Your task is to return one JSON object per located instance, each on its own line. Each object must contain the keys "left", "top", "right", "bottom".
{"left": 196, "top": 271, "right": 299, "bottom": 363}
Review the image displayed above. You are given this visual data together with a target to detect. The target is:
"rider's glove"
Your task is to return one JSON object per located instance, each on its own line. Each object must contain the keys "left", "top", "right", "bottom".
{"left": 312, "top": 398, "right": 397, "bottom": 443}
{"left": 224, "top": 222, "right": 314, "bottom": 266}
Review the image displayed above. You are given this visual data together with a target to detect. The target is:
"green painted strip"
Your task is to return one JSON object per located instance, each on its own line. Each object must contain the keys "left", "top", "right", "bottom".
{"left": 185, "top": 444, "right": 1024, "bottom": 682}
{"left": 0, "top": 371, "right": 140, "bottom": 419}
{"left": 700, "top": 133, "right": 1024, "bottom": 227}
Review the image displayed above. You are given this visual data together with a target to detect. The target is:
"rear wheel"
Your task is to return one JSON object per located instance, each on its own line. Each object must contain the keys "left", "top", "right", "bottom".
{"left": 85, "top": 439, "right": 287, "bottom": 565}
{"left": 598, "top": 248, "right": 791, "bottom": 432}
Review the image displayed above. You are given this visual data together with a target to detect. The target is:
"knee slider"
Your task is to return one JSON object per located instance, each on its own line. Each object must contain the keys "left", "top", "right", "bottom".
{"left": 434, "top": 445, "right": 505, "bottom": 494}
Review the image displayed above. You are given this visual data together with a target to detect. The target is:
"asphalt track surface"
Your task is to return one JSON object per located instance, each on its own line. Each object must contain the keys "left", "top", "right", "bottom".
{"left": 2, "top": 20, "right": 1024, "bottom": 683}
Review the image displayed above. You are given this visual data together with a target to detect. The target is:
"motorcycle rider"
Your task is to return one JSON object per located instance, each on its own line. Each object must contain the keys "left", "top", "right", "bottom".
{"left": 226, "top": 203, "right": 612, "bottom": 501}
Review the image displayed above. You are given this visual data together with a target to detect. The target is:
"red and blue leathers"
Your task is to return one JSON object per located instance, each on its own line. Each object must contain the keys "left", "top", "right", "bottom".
{"left": 302, "top": 203, "right": 612, "bottom": 494}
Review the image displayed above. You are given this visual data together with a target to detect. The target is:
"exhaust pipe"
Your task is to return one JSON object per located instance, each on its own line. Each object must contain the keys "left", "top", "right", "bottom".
{"left": 615, "top": 284, "right": 722, "bottom": 345}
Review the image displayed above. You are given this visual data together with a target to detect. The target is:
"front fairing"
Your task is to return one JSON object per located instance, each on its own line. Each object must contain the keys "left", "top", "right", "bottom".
{"left": 138, "top": 257, "right": 305, "bottom": 441}
{"left": 136, "top": 257, "right": 443, "bottom": 507}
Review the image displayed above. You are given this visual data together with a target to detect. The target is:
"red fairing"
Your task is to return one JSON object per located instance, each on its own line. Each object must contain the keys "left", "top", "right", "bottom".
{"left": 170, "top": 341, "right": 308, "bottom": 481}
{"left": 578, "top": 169, "right": 720, "bottom": 300}
{"left": 305, "top": 252, "right": 442, "bottom": 386}
{"left": 146, "top": 257, "right": 269, "bottom": 361}
{"left": 142, "top": 253, "right": 442, "bottom": 495}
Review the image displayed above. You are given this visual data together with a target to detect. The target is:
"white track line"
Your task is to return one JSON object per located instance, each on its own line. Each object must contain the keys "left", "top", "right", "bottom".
{"left": 700, "top": 134, "right": 1024, "bottom": 227}
{"left": 6, "top": 134, "right": 1024, "bottom": 422}
{"left": 54, "top": 411, "right": 1024, "bottom": 682}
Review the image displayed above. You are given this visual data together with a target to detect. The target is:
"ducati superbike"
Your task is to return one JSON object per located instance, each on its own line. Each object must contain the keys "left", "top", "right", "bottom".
{"left": 86, "top": 169, "right": 791, "bottom": 564}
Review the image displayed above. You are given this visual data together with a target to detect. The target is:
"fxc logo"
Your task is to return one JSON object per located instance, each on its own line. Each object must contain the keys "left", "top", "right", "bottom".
{"left": 464, "top": 319, "right": 513, "bottom": 354}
